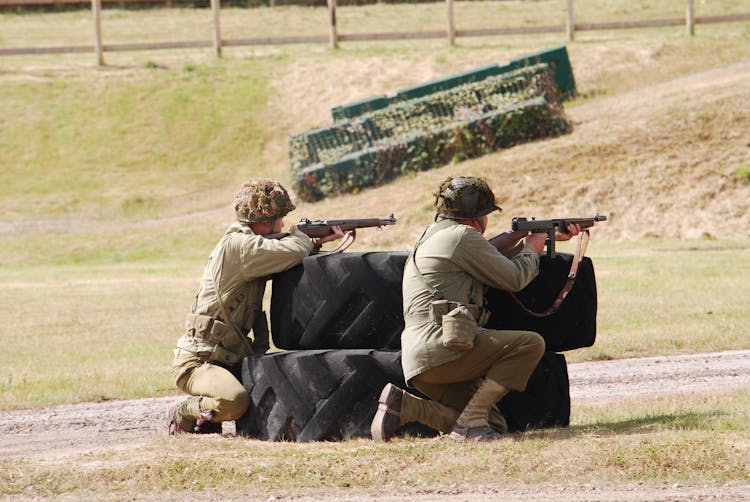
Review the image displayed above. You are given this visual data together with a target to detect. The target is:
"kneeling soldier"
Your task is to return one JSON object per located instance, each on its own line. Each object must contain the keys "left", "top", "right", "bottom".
{"left": 371, "top": 176, "right": 581, "bottom": 441}
{"left": 169, "top": 179, "right": 342, "bottom": 434}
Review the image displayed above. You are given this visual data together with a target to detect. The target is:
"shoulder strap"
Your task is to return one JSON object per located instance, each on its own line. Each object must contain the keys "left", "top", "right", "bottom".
{"left": 409, "top": 219, "right": 456, "bottom": 300}
{"left": 208, "top": 245, "right": 256, "bottom": 356}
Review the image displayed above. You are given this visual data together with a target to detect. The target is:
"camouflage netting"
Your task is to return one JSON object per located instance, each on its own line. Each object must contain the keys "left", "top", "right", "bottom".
{"left": 233, "top": 179, "right": 296, "bottom": 223}
{"left": 289, "top": 63, "right": 572, "bottom": 202}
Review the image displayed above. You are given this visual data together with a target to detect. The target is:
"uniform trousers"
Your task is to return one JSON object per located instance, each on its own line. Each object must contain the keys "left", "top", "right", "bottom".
{"left": 408, "top": 328, "right": 545, "bottom": 433}
{"left": 172, "top": 349, "right": 250, "bottom": 422}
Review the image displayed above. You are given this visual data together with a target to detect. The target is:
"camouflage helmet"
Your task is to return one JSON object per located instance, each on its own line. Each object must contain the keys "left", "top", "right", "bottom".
{"left": 434, "top": 176, "right": 501, "bottom": 220}
{"left": 233, "top": 179, "right": 296, "bottom": 224}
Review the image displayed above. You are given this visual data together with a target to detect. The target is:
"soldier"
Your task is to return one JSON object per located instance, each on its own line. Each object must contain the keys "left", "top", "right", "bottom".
{"left": 169, "top": 179, "right": 343, "bottom": 434}
{"left": 371, "top": 176, "right": 581, "bottom": 441}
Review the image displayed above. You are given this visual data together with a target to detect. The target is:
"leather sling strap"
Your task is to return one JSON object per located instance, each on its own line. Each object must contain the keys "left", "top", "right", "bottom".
{"left": 509, "top": 229, "right": 590, "bottom": 318}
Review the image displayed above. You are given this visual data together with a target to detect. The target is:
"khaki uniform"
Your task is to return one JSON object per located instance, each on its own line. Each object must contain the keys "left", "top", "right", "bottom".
{"left": 400, "top": 218, "right": 545, "bottom": 433}
{"left": 172, "top": 222, "right": 313, "bottom": 423}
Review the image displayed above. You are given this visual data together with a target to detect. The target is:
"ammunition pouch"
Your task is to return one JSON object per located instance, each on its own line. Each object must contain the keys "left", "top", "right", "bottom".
{"left": 185, "top": 313, "right": 228, "bottom": 345}
{"left": 429, "top": 300, "right": 479, "bottom": 351}
{"left": 208, "top": 344, "right": 243, "bottom": 367}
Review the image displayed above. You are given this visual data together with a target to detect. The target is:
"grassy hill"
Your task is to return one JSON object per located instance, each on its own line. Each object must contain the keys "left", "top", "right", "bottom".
{"left": 1, "top": 6, "right": 749, "bottom": 268}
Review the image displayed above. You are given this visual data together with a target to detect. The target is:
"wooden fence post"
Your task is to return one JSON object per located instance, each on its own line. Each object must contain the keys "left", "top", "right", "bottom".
{"left": 446, "top": 0, "right": 455, "bottom": 46}
{"left": 211, "top": 0, "right": 222, "bottom": 57}
{"left": 566, "top": 0, "right": 575, "bottom": 41}
{"left": 91, "top": 0, "right": 104, "bottom": 66}
{"left": 328, "top": 0, "right": 338, "bottom": 49}
{"left": 686, "top": 0, "right": 695, "bottom": 35}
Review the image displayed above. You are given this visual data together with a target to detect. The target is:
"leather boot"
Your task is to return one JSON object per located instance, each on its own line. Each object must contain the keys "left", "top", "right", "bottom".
{"left": 169, "top": 396, "right": 221, "bottom": 435}
{"left": 449, "top": 378, "right": 508, "bottom": 442}
{"left": 371, "top": 383, "right": 460, "bottom": 440}
{"left": 370, "top": 383, "right": 405, "bottom": 442}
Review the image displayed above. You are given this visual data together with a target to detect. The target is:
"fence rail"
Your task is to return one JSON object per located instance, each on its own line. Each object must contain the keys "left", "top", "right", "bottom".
{"left": 0, "top": 0, "right": 162, "bottom": 4}
{"left": 1, "top": 0, "right": 749, "bottom": 64}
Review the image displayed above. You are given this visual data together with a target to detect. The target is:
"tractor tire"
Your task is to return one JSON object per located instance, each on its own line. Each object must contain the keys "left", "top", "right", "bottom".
{"left": 270, "top": 251, "right": 408, "bottom": 351}
{"left": 235, "top": 349, "right": 405, "bottom": 442}
{"left": 270, "top": 251, "right": 596, "bottom": 352}
{"left": 485, "top": 253, "right": 597, "bottom": 352}
{"left": 499, "top": 351, "right": 571, "bottom": 432}
{"left": 235, "top": 349, "right": 569, "bottom": 442}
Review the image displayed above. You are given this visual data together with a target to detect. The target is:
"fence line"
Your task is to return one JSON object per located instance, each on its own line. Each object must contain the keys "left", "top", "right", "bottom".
{"left": 1, "top": 1, "right": 749, "bottom": 64}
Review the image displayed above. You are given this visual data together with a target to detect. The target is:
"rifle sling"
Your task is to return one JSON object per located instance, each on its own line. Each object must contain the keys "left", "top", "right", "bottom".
{"left": 509, "top": 230, "right": 590, "bottom": 318}
{"left": 208, "top": 247, "right": 255, "bottom": 357}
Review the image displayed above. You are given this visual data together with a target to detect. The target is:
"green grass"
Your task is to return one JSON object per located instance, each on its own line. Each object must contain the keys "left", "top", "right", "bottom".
{"left": 0, "top": 60, "right": 271, "bottom": 220}
{"left": 1, "top": 238, "right": 747, "bottom": 410}
{"left": 574, "top": 239, "right": 750, "bottom": 362}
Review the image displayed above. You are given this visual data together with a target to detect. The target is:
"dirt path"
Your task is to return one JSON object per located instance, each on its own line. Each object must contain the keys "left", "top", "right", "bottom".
{"left": 2, "top": 349, "right": 748, "bottom": 463}
{"left": 2, "top": 351, "right": 749, "bottom": 500}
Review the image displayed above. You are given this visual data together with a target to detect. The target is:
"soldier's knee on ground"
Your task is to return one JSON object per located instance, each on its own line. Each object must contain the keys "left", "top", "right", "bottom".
{"left": 208, "top": 388, "right": 251, "bottom": 421}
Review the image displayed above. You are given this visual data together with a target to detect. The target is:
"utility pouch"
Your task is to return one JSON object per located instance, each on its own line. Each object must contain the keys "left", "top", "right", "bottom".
{"left": 186, "top": 313, "right": 213, "bottom": 340}
{"left": 429, "top": 300, "right": 480, "bottom": 325}
{"left": 441, "top": 305, "right": 477, "bottom": 351}
{"left": 208, "top": 319, "right": 227, "bottom": 345}
{"left": 429, "top": 299, "right": 455, "bottom": 324}
{"left": 209, "top": 344, "right": 242, "bottom": 367}
{"left": 186, "top": 313, "right": 227, "bottom": 345}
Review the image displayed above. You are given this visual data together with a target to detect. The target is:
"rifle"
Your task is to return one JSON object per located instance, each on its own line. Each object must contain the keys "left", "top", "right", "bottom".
{"left": 268, "top": 214, "right": 397, "bottom": 252}
{"left": 511, "top": 215, "right": 607, "bottom": 256}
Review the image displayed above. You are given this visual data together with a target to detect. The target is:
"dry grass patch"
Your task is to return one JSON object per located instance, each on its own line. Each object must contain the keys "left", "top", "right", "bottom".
{"left": 2, "top": 390, "right": 747, "bottom": 499}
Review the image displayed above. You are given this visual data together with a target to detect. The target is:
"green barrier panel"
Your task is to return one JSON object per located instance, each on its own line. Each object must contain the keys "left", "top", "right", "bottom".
{"left": 509, "top": 45, "right": 576, "bottom": 98}
{"left": 331, "top": 95, "right": 390, "bottom": 122}
{"left": 293, "top": 64, "right": 555, "bottom": 177}
{"left": 295, "top": 96, "right": 569, "bottom": 202}
{"left": 393, "top": 63, "right": 502, "bottom": 101}
{"left": 327, "top": 47, "right": 575, "bottom": 121}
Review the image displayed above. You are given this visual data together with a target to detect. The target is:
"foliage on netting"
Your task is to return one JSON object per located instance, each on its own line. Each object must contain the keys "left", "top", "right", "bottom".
{"left": 289, "top": 64, "right": 571, "bottom": 202}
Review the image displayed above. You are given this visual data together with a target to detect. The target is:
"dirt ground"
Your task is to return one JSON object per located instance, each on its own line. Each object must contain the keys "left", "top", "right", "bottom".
{"left": 2, "top": 349, "right": 748, "bottom": 501}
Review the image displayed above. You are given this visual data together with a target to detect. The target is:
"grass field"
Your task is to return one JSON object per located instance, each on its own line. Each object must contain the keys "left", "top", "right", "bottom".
{"left": 0, "top": 1, "right": 749, "bottom": 498}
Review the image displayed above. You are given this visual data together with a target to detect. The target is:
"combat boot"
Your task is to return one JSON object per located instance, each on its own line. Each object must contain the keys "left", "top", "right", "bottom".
{"left": 169, "top": 396, "right": 222, "bottom": 435}
{"left": 449, "top": 378, "right": 508, "bottom": 442}
{"left": 371, "top": 383, "right": 404, "bottom": 442}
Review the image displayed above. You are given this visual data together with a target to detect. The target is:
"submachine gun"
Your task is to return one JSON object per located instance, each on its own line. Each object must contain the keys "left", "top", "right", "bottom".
{"left": 511, "top": 215, "right": 607, "bottom": 256}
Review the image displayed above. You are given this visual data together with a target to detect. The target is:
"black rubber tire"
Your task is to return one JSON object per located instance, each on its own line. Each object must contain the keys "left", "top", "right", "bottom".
{"left": 271, "top": 251, "right": 408, "bottom": 350}
{"left": 235, "top": 349, "right": 405, "bottom": 442}
{"left": 235, "top": 349, "right": 569, "bottom": 441}
{"left": 485, "top": 253, "right": 598, "bottom": 352}
{"left": 499, "top": 351, "right": 571, "bottom": 432}
{"left": 271, "top": 250, "right": 596, "bottom": 352}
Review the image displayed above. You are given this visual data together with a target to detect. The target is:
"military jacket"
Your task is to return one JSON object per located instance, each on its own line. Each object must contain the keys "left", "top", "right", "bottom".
{"left": 176, "top": 222, "right": 313, "bottom": 359}
{"left": 400, "top": 218, "right": 540, "bottom": 383}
